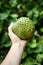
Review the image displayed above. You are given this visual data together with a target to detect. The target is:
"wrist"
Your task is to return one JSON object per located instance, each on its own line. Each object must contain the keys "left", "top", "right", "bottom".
{"left": 12, "top": 40, "right": 27, "bottom": 49}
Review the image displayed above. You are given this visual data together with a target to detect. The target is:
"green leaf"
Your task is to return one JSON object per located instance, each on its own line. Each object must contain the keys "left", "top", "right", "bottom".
{"left": 40, "top": 27, "right": 43, "bottom": 33}
{"left": 34, "top": 31, "right": 38, "bottom": 36}
{"left": 0, "top": 10, "right": 9, "bottom": 20}
{"left": 0, "top": 56, "right": 3, "bottom": 64}
{"left": 11, "top": 14, "right": 18, "bottom": 18}
{"left": 1, "top": 32, "right": 9, "bottom": 43}
{"left": 1, "top": 32, "right": 11, "bottom": 47}
{"left": 36, "top": 54, "right": 43, "bottom": 62}
{"left": 0, "top": 22, "right": 3, "bottom": 33}
{"left": 32, "top": 17, "right": 38, "bottom": 24}
{"left": 22, "top": 51, "right": 27, "bottom": 59}
{"left": 33, "top": 10, "right": 39, "bottom": 18}
{"left": 27, "top": 47, "right": 34, "bottom": 54}
{"left": 0, "top": 1, "right": 2, "bottom": 7}
{"left": 32, "top": 5, "right": 39, "bottom": 18}
{"left": 27, "top": 10, "right": 33, "bottom": 18}
{"left": 29, "top": 39, "right": 37, "bottom": 48}
{"left": 2, "top": 41, "right": 12, "bottom": 47}
{"left": 34, "top": 44, "right": 43, "bottom": 53}
{"left": 39, "top": 36, "right": 43, "bottom": 44}
{"left": 10, "top": 0, "right": 18, "bottom": 7}
{"left": 22, "top": 57, "right": 40, "bottom": 65}
{"left": 40, "top": 11, "right": 43, "bottom": 18}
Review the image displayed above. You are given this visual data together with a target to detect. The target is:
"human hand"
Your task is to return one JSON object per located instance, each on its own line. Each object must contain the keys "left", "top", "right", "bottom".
{"left": 8, "top": 23, "right": 27, "bottom": 48}
{"left": 1, "top": 23, "right": 27, "bottom": 65}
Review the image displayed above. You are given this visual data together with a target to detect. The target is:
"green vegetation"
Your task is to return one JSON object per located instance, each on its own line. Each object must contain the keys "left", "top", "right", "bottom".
{"left": 0, "top": 0, "right": 43, "bottom": 65}
{"left": 12, "top": 17, "right": 35, "bottom": 40}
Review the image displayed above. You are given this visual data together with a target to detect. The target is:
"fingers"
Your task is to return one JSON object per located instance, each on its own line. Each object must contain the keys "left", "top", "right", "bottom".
{"left": 8, "top": 22, "right": 14, "bottom": 37}
{"left": 8, "top": 22, "right": 20, "bottom": 43}
{"left": 8, "top": 22, "right": 13, "bottom": 32}
{"left": 8, "top": 22, "right": 15, "bottom": 42}
{"left": 8, "top": 22, "right": 27, "bottom": 45}
{"left": 8, "top": 22, "right": 14, "bottom": 39}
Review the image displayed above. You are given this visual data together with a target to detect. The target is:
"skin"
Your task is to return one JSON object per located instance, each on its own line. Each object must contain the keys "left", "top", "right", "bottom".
{"left": 1, "top": 23, "right": 27, "bottom": 65}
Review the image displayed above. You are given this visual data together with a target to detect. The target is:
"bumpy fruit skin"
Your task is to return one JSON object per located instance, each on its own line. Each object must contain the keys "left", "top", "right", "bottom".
{"left": 12, "top": 17, "right": 35, "bottom": 40}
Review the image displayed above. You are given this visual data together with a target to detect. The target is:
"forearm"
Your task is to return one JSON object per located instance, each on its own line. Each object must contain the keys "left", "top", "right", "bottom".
{"left": 1, "top": 42, "right": 24, "bottom": 65}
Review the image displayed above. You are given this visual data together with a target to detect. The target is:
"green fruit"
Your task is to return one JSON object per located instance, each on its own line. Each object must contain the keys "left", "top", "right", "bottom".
{"left": 12, "top": 17, "right": 35, "bottom": 40}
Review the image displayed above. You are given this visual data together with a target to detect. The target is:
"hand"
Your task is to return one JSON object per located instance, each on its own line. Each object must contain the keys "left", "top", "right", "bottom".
{"left": 8, "top": 23, "right": 27, "bottom": 48}
{"left": 1, "top": 23, "right": 27, "bottom": 65}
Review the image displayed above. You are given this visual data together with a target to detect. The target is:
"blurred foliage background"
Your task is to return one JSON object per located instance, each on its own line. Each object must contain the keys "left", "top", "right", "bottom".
{"left": 0, "top": 0, "right": 43, "bottom": 65}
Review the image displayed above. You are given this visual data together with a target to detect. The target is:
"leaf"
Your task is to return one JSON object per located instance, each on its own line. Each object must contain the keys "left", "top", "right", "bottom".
{"left": 40, "top": 11, "right": 43, "bottom": 18}
{"left": 27, "top": 47, "right": 34, "bottom": 54}
{"left": 11, "top": 14, "right": 18, "bottom": 18}
{"left": 36, "top": 54, "right": 43, "bottom": 62}
{"left": 22, "top": 51, "right": 27, "bottom": 59}
{"left": 29, "top": 39, "right": 37, "bottom": 48}
{"left": 0, "top": 56, "right": 3, "bottom": 64}
{"left": 0, "top": 1, "right": 2, "bottom": 7}
{"left": 32, "top": 5, "right": 39, "bottom": 18}
{"left": 27, "top": 10, "right": 33, "bottom": 18}
{"left": 22, "top": 57, "right": 40, "bottom": 65}
{"left": 39, "top": 36, "right": 43, "bottom": 44}
{"left": 33, "top": 10, "right": 39, "bottom": 18}
{"left": 40, "top": 27, "right": 43, "bottom": 33}
{"left": 32, "top": 17, "right": 38, "bottom": 24}
{"left": 34, "top": 31, "right": 38, "bottom": 36}
{"left": 10, "top": 0, "right": 18, "bottom": 6}
{"left": 1, "top": 32, "right": 9, "bottom": 43}
{"left": 34, "top": 44, "right": 43, "bottom": 53}
{"left": 1, "top": 32, "right": 11, "bottom": 47}
{"left": 0, "top": 10, "right": 9, "bottom": 20}
{"left": 2, "top": 41, "right": 12, "bottom": 47}
{"left": 0, "top": 22, "right": 3, "bottom": 33}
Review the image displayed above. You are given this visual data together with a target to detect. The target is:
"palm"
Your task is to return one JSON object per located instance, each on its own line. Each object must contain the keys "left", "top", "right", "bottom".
{"left": 8, "top": 23, "right": 27, "bottom": 46}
